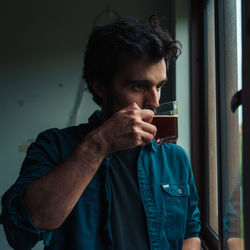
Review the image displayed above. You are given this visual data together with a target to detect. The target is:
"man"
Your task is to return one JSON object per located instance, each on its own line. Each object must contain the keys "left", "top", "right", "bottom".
{"left": 0, "top": 15, "right": 201, "bottom": 249}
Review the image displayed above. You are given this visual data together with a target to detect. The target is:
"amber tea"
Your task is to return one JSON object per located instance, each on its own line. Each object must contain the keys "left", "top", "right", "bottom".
{"left": 152, "top": 114, "right": 178, "bottom": 144}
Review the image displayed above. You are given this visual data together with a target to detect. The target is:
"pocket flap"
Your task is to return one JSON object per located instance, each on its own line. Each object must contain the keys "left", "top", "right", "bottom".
{"left": 161, "top": 183, "right": 190, "bottom": 196}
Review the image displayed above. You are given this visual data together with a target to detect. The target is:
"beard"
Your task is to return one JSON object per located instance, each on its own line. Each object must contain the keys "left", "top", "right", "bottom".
{"left": 100, "top": 86, "right": 120, "bottom": 121}
{"left": 100, "top": 86, "right": 133, "bottom": 122}
{"left": 105, "top": 91, "right": 116, "bottom": 118}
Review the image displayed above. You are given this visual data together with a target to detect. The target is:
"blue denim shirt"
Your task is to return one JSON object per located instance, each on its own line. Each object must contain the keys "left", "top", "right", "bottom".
{"left": 0, "top": 111, "right": 200, "bottom": 250}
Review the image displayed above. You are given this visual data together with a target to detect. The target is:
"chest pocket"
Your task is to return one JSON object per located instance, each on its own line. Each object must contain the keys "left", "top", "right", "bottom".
{"left": 160, "top": 183, "right": 190, "bottom": 239}
{"left": 161, "top": 183, "right": 190, "bottom": 197}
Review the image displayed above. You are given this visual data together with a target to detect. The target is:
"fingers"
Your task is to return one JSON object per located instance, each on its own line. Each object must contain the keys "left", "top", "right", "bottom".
{"left": 126, "top": 109, "right": 156, "bottom": 145}
{"left": 139, "top": 129, "right": 156, "bottom": 145}
{"left": 101, "top": 103, "right": 157, "bottom": 151}
{"left": 120, "top": 103, "right": 154, "bottom": 122}
{"left": 121, "top": 103, "right": 154, "bottom": 118}
{"left": 140, "top": 120, "right": 157, "bottom": 137}
{"left": 121, "top": 103, "right": 156, "bottom": 138}
{"left": 141, "top": 109, "right": 155, "bottom": 123}
{"left": 122, "top": 102, "right": 141, "bottom": 112}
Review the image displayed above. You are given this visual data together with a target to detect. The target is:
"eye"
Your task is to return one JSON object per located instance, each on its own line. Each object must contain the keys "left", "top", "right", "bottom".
{"left": 156, "top": 86, "right": 162, "bottom": 91}
{"left": 133, "top": 84, "right": 145, "bottom": 92}
{"left": 156, "top": 80, "right": 167, "bottom": 91}
{"left": 156, "top": 84, "right": 163, "bottom": 91}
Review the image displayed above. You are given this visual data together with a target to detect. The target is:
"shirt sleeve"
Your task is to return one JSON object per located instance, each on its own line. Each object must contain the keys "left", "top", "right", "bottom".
{"left": 0, "top": 129, "right": 63, "bottom": 249}
{"left": 183, "top": 154, "right": 201, "bottom": 239}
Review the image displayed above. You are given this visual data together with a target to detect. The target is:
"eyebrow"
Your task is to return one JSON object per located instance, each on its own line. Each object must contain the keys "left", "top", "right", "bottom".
{"left": 126, "top": 78, "right": 168, "bottom": 87}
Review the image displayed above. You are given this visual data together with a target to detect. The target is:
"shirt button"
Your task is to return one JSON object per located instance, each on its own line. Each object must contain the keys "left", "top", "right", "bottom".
{"left": 178, "top": 188, "right": 182, "bottom": 194}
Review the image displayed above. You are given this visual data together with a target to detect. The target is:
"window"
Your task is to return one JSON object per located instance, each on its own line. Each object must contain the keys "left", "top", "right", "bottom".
{"left": 201, "top": 0, "right": 244, "bottom": 249}
{"left": 204, "top": 0, "right": 218, "bottom": 235}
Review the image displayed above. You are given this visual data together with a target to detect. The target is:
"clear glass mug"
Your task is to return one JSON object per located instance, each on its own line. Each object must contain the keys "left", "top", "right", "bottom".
{"left": 151, "top": 101, "right": 178, "bottom": 145}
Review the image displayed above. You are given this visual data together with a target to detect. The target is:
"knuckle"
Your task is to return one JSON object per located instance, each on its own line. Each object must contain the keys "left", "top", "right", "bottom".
{"left": 127, "top": 110, "right": 137, "bottom": 116}
{"left": 130, "top": 125, "right": 139, "bottom": 135}
{"left": 132, "top": 102, "right": 138, "bottom": 109}
{"left": 129, "top": 117, "right": 140, "bottom": 127}
{"left": 135, "top": 137, "right": 142, "bottom": 145}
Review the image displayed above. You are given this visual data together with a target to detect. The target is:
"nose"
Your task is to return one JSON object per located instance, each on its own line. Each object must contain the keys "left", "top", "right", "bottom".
{"left": 144, "top": 88, "right": 160, "bottom": 109}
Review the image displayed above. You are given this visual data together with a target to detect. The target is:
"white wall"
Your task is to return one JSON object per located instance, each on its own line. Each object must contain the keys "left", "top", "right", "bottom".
{"left": 0, "top": 0, "right": 177, "bottom": 249}
{"left": 176, "top": 0, "right": 191, "bottom": 156}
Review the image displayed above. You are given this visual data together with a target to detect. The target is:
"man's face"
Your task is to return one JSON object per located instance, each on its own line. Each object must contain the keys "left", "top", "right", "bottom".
{"left": 101, "top": 56, "right": 167, "bottom": 118}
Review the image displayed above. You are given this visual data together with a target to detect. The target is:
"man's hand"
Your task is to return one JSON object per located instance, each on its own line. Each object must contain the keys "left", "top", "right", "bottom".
{"left": 182, "top": 237, "right": 201, "bottom": 250}
{"left": 88, "top": 103, "right": 157, "bottom": 154}
{"left": 227, "top": 237, "right": 244, "bottom": 250}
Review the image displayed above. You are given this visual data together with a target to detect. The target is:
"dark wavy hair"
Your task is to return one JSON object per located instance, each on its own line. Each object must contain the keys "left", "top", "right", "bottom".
{"left": 83, "top": 15, "right": 181, "bottom": 106}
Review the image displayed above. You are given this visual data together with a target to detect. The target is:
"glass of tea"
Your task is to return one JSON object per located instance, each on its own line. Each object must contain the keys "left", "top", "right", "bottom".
{"left": 151, "top": 101, "right": 178, "bottom": 145}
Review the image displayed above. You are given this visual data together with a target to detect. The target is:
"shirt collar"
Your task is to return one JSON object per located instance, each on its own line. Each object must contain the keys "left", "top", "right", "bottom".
{"left": 146, "top": 139, "right": 159, "bottom": 152}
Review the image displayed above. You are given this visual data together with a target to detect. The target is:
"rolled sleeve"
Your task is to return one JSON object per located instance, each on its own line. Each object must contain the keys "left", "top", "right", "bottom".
{"left": 0, "top": 129, "right": 63, "bottom": 248}
{"left": 1, "top": 189, "right": 53, "bottom": 249}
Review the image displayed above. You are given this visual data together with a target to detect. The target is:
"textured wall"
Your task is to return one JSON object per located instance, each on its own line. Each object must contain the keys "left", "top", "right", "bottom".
{"left": 0, "top": 0, "right": 189, "bottom": 249}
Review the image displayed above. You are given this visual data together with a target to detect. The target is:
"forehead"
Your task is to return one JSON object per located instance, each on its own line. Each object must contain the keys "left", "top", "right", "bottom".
{"left": 114, "top": 55, "right": 167, "bottom": 84}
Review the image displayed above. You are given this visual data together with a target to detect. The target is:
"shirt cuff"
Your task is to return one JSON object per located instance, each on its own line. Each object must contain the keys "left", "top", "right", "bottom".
{"left": 1, "top": 189, "right": 53, "bottom": 247}
{"left": 184, "top": 224, "right": 201, "bottom": 239}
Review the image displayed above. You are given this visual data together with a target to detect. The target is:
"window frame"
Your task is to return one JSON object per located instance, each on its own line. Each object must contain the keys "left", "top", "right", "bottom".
{"left": 190, "top": 0, "right": 249, "bottom": 249}
{"left": 242, "top": 0, "right": 250, "bottom": 248}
